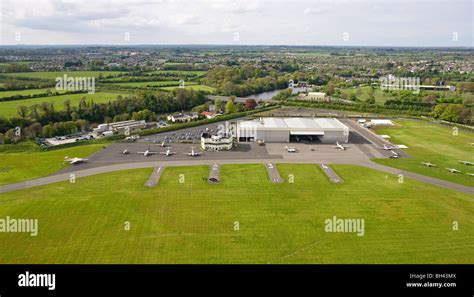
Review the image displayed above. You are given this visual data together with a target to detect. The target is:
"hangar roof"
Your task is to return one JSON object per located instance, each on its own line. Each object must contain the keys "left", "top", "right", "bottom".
{"left": 238, "top": 117, "right": 348, "bottom": 131}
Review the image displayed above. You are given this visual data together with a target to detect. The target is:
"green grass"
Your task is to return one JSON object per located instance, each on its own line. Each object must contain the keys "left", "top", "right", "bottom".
{"left": 340, "top": 86, "right": 390, "bottom": 104}
{"left": 3, "top": 71, "right": 125, "bottom": 80}
{"left": 0, "top": 88, "right": 67, "bottom": 99}
{"left": 0, "top": 143, "right": 104, "bottom": 186}
{"left": 0, "top": 163, "right": 472, "bottom": 264}
{"left": 373, "top": 119, "right": 474, "bottom": 186}
{"left": 160, "top": 85, "right": 215, "bottom": 93}
{"left": 148, "top": 70, "right": 207, "bottom": 76}
{"left": 0, "top": 92, "right": 133, "bottom": 118}
{"left": 110, "top": 80, "right": 198, "bottom": 88}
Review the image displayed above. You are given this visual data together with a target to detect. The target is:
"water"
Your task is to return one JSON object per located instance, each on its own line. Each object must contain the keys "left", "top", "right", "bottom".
{"left": 249, "top": 87, "right": 308, "bottom": 101}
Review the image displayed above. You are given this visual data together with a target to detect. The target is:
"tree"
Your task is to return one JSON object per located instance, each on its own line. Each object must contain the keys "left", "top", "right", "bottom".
{"left": 28, "top": 123, "right": 43, "bottom": 138}
{"left": 225, "top": 98, "right": 235, "bottom": 114}
{"left": 17, "top": 105, "right": 28, "bottom": 119}
{"left": 325, "top": 82, "right": 335, "bottom": 96}
{"left": 215, "top": 98, "right": 223, "bottom": 112}
{"left": 440, "top": 104, "right": 463, "bottom": 123}
{"left": 432, "top": 104, "right": 448, "bottom": 119}
{"left": 244, "top": 99, "right": 257, "bottom": 110}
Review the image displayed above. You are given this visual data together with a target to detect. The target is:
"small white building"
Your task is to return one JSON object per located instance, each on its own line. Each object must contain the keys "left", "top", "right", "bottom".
{"left": 305, "top": 92, "right": 327, "bottom": 101}
{"left": 200, "top": 133, "right": 233, "bottom": 151}
{"left": 167, "top": 112, "right": 199, "bottom": 123}
{"left": 370, "top": 119, "right": 394, "bottom": 126}
{"left": 92, "top": 120, "right": 147, "bottom": 135}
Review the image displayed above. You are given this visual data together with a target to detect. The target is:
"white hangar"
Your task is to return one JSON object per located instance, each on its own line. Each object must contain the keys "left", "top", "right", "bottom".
{"left": 236, "top": 117, "right": 349, "bottom": 144}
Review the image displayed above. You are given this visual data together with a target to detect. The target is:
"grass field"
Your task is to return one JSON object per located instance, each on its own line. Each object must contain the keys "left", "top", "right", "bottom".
{"left": 110, "top": 80, "right": 198, "bottom": 88}
{"left": 3, "top": 71, "right": 125, "bottom": 80}
{"left": 0, "top": 88, "right": 67, "bottom": 99}
{"left": 0, "top": 92, "right": 133, "bottom": 118}
{"left": 148, "top": 70, "right": 207, "bottom": 76}
{"left": 340, "top": 86, "right": 391, "bottom": 104}
{"left": 0, "top": 163, "right": 472, "bottom": 264}
{"left": 373, "top": 120, "right": 474, "bottom": 186}
{"left": 0, "top": 142, "right": 104, "bottom": 186}
{"left": 160, "top": 85, "right": 215, "bottom": 93}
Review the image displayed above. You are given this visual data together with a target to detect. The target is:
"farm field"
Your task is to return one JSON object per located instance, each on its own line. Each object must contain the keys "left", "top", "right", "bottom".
{"left": 0, "top": 163, "right": 472, "bottom": 264}
{"left": 3, "top": 71, "right": 125, "bottom": 80}
{"left": 0, "top": 142, "right": 105, "bottom": 186}
{"left": 160, "top": 84, "right": 215, "bottom": 92}
{"left": 0, "top": 88, "right": 67, "bottom": 98}
{"left": 373, "top": 119, "right": 474, "bottom": 186}
{"left": 147, "top": 70, "right": 207, "bottom": 77}
{"left": 110, "top": 80, "right": 198, "bottom": 88}
{"left": 0, "top": 92, "right": 134, "bottom": 118}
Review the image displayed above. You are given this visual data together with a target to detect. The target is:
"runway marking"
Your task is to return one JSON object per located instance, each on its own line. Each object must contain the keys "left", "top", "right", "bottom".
{"left": 320, "top": 163, "right": 343, "bottom": 184}
{"left": 144, "top": 166, "right": 164, "bottom": 187}
{"left": 208, "top": 162, "right": 220, "bottom": 183}
{"left": 266, "top": 162, "right": 283, "bottom": 183}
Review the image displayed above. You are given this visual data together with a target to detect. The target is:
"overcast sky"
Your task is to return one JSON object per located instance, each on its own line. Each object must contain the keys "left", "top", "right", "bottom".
{"left": 0, "top": 0, "right": 472, "bottom": 46}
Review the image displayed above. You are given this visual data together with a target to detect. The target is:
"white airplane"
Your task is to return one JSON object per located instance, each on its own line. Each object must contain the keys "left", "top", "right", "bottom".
{"left": 382, "top": 144, "right": 395, "bottom": 150}
{"left": 446, "top": 168, "right": 462, "bottom": 173}
{"left": 421, "top": 162, "right": 437, "bottom": 167}
{"left": 389, "top": 151, "right": 399, "bottom": 158}
{"left": 137, "top": 148, "right": 159, "bottom": 156}
{"left": 160, "top": 147, "right": 176, "bottom": 156}
{"left": 125, "top": 135, "right": 140, "bottom": 142}
{"left": 334, "top": 141, "right": 349, "bottom": 150}
{"left": 64, "top": 156, "right": 88, "bottom": 164}
{"left": 184, "top": 147, "right": 200, "bottom": 157}
{"left": 284, "top": 146, "right": 297, "bottom": 153}
{"left": 458, "top": 160, "right": 473, "bottom": 166}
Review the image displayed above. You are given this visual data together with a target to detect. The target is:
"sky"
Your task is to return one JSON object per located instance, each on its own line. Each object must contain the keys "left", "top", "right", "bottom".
{"left": 0, "top": 0, "right": 472, "bottom": 47}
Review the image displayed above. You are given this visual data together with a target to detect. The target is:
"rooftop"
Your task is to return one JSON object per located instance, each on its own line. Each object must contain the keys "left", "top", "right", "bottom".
{"left": 238, "top": 117, "right": 348, "bottom": 131}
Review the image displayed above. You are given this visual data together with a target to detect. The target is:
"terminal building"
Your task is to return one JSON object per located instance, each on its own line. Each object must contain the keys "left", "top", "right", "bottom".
{"left": 236, "top": 117, "right": 349, "bottom": 144}
{"left": 200, "top": 133, "right": 234, "bottom": 151}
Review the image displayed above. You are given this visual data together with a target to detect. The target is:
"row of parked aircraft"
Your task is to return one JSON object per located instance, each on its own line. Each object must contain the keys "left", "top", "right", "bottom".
{"left": 124, "top": 147, "right": 201, "bottom": 157}
{"left": 421, "top": 161, "right": 473, "bottom": 175}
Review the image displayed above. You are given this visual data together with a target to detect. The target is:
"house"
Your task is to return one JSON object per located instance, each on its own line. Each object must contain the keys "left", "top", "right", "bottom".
{"left": 167, "top": 112, "right": 199, "bottom": 123}
{"left": 201, "top": 111, "right": 216, "bottom": 119}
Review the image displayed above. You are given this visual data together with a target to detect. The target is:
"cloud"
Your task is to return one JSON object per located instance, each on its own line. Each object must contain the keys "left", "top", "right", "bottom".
{"left": 0, "top": 0, "right": 472, "bottom": 46}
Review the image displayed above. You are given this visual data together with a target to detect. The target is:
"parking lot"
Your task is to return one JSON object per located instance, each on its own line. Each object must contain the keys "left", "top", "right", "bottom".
{"left": 137, "top": 122, "right": 225, "bottom": 145}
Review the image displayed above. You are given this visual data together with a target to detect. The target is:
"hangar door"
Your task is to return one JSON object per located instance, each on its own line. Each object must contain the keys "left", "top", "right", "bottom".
{"left": 289, "top": 131, "right": 324, "bottom": 142}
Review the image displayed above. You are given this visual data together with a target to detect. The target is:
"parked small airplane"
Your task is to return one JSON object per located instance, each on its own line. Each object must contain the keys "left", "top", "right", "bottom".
{"left": 64, "top": 156, "right": 88, "bottom": 164}
{"left": 160, "top": 147, "right": 176, "bottom": 156}
{"left": 137, "top": 148, "right": 159, "bottom": 156}
{"left": 184, "top": 147, "right": 200, "bottom": 157}
{"left": 446, "top": 168, "right": 462, "bottom": 173}
{"left": 284, "top": 146, "right": 297, "bottom": 153}
{"left": 334, "top": 141, "right": 349, "bottom": 150}
{"left": 382, "top": 144, "right": 394, "bottom": 150}
{"left": 421, "top": 162, "right": 437, "bottom": 167}
{"left": 389, "top": 151, "right": 399, "bottom": 158}
{"left": 125, "top": 135, "right": 140, "bottom": 142}
{"left": 458, "top": 160, "right": 473, "bottom": 166}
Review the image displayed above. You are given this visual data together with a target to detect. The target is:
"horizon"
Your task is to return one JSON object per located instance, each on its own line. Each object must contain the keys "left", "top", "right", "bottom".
{"left": 1, "top": 0, "right": 472, "bottom": 47}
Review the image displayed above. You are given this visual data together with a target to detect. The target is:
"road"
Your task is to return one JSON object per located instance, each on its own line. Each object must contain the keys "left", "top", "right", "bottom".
{"left": 1, "top": 159, "right": 472, "bottom": 195}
